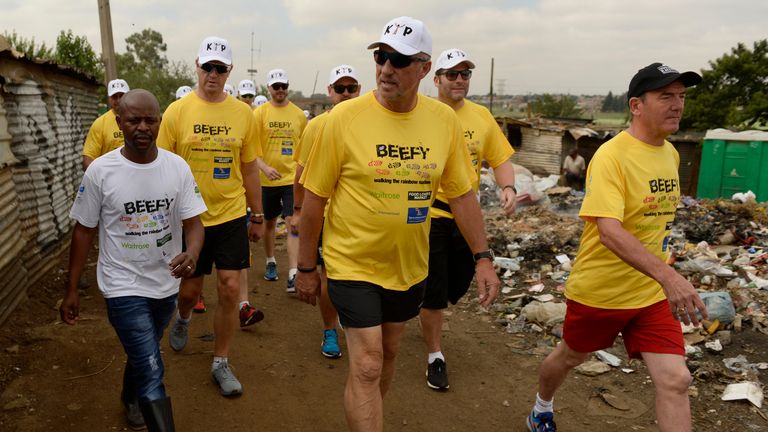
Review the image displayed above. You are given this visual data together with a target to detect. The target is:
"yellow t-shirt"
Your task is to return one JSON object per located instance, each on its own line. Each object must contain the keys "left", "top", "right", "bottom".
{"left": 566, "top": 131, "right": 680, "bottom": 309}
{"left": 294, "top": 111, "right": 329, "bottom": 167}
{"left": 253, "top": 102, "right": 307, "bottom": 187}
{"left": 82, "top": 109, "right": 123, "bottom": 159}
{"left": 302, "top": 91, "right": 474, "bottom": 290}
{"left": 431, "top": 99, "right": 514, "bottom": 219}
{"left": 157, "top": 92, "right": 261, "bottom": 227}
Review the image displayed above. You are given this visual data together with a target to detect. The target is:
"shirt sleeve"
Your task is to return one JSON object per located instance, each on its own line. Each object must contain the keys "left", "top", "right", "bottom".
{"left": 241, "top": 108, "right": 261, "bottom": 163}
{"left": 302, "top": 113, "right": 341, "bottom": 198}
{"left": 69, "top": 170, "right": 102, "bottom": 228}
{"left": 157, "top": 107, "right": 176, "bottom": 152}
{"left": 82, "top": 117, "right": 102, "bottom": 159}
{"left": 481, "top": 110, "right": 514, "bottom": 168}
{"left": 439, "top": 116, "right": 474, "bottom": 199}
{"left": 579, "top": 150, "right": 625, "bottom": 222}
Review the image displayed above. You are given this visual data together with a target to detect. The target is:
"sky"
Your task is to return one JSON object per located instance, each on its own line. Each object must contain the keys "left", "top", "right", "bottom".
{"left": 2, "top": 0, "right": 766, "bottom": 97}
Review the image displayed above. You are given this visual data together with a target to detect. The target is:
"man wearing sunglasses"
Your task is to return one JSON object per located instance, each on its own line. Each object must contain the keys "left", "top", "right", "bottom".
{"left": 296, "top": 17, "right": 500, "bottom": 432}
{"left": 253, "top": 69, "right": 307, "bottom": 293}
{"left": 292, "top": 64, "right": 361, "bottom": 361}
{"left": 419, "top": 48, "right": 517, "bottom": 392}
{"left": 158, "top": 36, "right": 265, "bottom": 398}
{"left": 237, "top": 79, "right": 257, "bottom": 107}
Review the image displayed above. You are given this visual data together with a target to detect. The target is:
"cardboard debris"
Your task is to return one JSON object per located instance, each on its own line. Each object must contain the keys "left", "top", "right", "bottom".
{"left": 721, "top": 382, "right": 764, "bottom": 408}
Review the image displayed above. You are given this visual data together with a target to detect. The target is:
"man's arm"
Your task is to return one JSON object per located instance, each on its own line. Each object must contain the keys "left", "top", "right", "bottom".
{"left": 59, "top": 223, "right": 98, "bottom": 325}
{"left": 291, "top": 163, "right": 305, "bottom": 235}
{"left": 492, "top": 160, "right": 516, "bottom": 215}
{"left": 295, "top": 190, "right": 327, "bottom": 306}
{"left": 256, "top": 157, "right": 282, "bottom": 181}
{"left": 448, "top": 191, "right": 500, "bottom": 307}
{"left": 242, "top": 159, "right": 265, "bottom": 241}
{"left": 82, "top": 156, "right": 94, "bottom": 171}
{"left": 596, "top": 217, "right": 707, "bottom": 325}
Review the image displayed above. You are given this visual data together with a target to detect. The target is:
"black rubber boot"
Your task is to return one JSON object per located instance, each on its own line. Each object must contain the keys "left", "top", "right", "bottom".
{"left": 121, "top": 366, "right": 146, "bottom": 430}
{"left": 138, "top": 397, "right": 175, "bottom": 432}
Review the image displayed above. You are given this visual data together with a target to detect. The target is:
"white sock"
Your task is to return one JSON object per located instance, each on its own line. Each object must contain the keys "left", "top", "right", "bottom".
{"left": 533, "top": 393, "right": 553, "bottom": 414}
{"left": 288, "top": 268, "right": 297, "bottom": 278}
{"left": 428, "top": 351, "right": 445, "bottom": 364}
{"left": 177, "top": 311, "right": 190, "bottom": 323}
{"left": 266, "top": 256, "right": 276, "bottom": 264}
{"left": 239, "top": 301, "right": 249, "bottom": 309}
{"left": 212, "top": 356, "right": 227, "bottom": 371}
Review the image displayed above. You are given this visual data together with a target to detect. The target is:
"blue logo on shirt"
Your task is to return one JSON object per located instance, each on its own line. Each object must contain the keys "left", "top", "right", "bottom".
{"left": 662, "top": 235, "right": 670, "bottom": 252}
{"left": 213, "top": 167, "right": 231, "bottom": 179}
{"left": 407, "top": 207, "right": 429, "bottom": 224}
{"left": 78, "top": 185, "right": 85, "bottom": 193}
{"left": 281, "top": 148, "right": 293, "bottom": 156}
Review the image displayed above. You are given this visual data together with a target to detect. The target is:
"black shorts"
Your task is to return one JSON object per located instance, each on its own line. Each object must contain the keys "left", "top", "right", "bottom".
{"left": 328, "top": 279, "right": 426, "bottom": 328}
{"left": 185, "top": 216, "right": 250, "bottom": 276}
{"left": 422, "top": 217, "right": 475, "bottom": 310}
{"left": 262, "top": 185, "right": 294, "bottom": 220}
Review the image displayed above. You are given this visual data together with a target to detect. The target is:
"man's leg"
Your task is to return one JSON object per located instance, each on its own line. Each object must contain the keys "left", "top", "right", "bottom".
{"left": 239, "top": 268, "right": 264, "bottom": 327}
{"left": 379, "top": 321, "right": 407, "bottom": 397}
{"left": 642, "top": 353, "right": 692, "bottom": 431}
{"left": 264, "top": 218, "right": 278, "bottom": 262}
{"left": 319, "top": 268, "right": 341, "bottom": 358}
{"left": 169, "top": 276, "right": 203, "bottom": 352}
{"left": 214, "top": 269, "right": 241, "bottom": 358}
{"left": 537, "top": 340, "right": 590, "bottom": 401}
{"left": 343, "top": 326, "right": 385, "bottom": 432}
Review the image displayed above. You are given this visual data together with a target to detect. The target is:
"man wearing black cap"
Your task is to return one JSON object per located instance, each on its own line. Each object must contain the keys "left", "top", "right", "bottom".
{"left": 525, "top": 63, "right": 708, "bottom": 432}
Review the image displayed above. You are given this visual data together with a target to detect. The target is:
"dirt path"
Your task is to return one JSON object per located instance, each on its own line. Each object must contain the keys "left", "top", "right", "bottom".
{"left": 1, "top": 235, "right": 766, "bottom": 431}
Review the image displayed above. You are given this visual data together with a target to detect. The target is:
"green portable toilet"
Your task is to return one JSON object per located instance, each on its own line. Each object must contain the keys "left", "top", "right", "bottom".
{"left": 697, "top": 129, "right": 768, "bottom": 202}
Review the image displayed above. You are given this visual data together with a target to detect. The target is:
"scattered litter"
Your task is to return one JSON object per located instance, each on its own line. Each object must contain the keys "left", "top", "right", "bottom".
{"left": 533, "top": 294, "right": 554, "bottom": 302}
{"left": 721, "top": 382, "right": 763, "bottom": 408}
{"left": 704, "top": 340, "right": 723, "bottom": 352}
{"left": 528, "top": 284, "right": 545, "bottom": 293}
{"left": 595, "top": 350, "right": 622, "bottom": 367}
{"left": 576, "top": 360, "right": 611, "bottom": 376}
{"left": 520, "top": 301, "right": 566, "bottom": 325}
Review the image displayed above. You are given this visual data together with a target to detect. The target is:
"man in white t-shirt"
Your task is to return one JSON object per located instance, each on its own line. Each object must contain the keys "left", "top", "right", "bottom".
{"left": 562, "top": 148, "right": 586, "bottom": 190}
{"left": 60, "top": 89, "right": 207, "bottom": 431}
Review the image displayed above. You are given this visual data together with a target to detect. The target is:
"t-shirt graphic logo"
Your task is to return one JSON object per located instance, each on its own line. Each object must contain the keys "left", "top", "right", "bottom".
{"left": 657, "top": 65, "right": 678, "bottom": 75}
{"left": 213, "top": 167, "right": 231, "bottom": 179}
{"left": 407, "top": 207, "right": 428, "bottom": 224}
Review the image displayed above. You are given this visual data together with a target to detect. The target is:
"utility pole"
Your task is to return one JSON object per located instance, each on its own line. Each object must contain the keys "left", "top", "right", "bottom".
{"left": 489, "top": 57, "right": 495, "bottom": 114}
{"left": 97, "top": 0, "right": 117, "bottom": 83}
{"left": 247, "top": 33, "right": 261, "bottom": 83}
{"left": 311, "top": 70, "right": 319, "bottom": 96}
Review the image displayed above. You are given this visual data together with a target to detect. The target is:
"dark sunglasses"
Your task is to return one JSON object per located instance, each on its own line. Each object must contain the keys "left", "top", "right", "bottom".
{"left": 199, "top": 62, "right": 230, "bottom": 74}
{"left": 271, "top": 83, "right": 288, "bottom": 91}
{"left": 373, "top": 50, "right": 426, "bottom": 69}
{"left": 239, "top": 94, "right": 255, "bottom": 99}
{"left": 439, "top": 69, "right": 472, "bottom": 81}
{"left": 333, "top": 84, "right": 359, "bottom": 94}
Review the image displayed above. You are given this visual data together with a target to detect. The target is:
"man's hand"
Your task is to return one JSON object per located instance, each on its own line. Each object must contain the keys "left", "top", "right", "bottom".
{"left": 289, "top": 212, "right": 301, "bottom": 235}
{"left": 296, "top": 270, "right": 320, "bottom": 306}
{"left": 59, "top": 290, "right": 80, "bottom": 325}
{"left": 499, "top": 188, "right": 517, "bottom": 216}
{"left": 474, "top": 259, "right": 500, "bottom": 307}
{"left": 661, "top": 272, "right": 708, "bottom": 326}
{"left": 249, "top": 221, "right": 264, "bottom": 242}
{"left": 261, "top": 165, "right": 282, "bottom": 181}
{"left": 169, "top": 252, "right": 197, "bottom": 279}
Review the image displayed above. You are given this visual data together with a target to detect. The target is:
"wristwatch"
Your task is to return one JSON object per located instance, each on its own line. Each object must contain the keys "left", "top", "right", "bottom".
{"left": 502, "top": 184, "right": 517, "bottom": 194}
{"left": 473, "top": 250, "right": 495, "bottom": 263}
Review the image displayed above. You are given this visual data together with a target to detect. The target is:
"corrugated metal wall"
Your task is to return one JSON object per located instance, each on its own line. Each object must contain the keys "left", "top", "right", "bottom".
{"left": 511, "top": 128, "right": 563, "bottom": 175}
{"left": 0, "top": 50, "right": 99, "bottom": 325}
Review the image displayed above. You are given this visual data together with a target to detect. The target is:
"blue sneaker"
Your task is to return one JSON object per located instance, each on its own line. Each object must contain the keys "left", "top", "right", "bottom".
{"left": 527, "top": 410, "right": 556, "bottom": 431}
{"left": 264, "top": 262, "right": 278, "bottom": 281}
{"left": 321, "top": 329, "right": 342, "bottom": 359}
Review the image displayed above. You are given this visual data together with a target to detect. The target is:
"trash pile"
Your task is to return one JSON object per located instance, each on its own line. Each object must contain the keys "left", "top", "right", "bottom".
{"left": 479, "top": 178, "right": 768, "bottom": 410}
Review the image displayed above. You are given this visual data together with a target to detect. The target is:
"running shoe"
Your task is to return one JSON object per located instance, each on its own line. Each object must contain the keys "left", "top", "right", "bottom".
{"left": 212, "top": 362, "right": 243, "bottom": 397}
{"left": 169, "top": 318, "right": 188, "bottom": 352}
{"left": 321, "top": 329, "right": 342, "bottom": 359}
{"left": 264, "top": 262, "right": 278, "bottom": 281}
{"left": 286, "top": 274, "right": 296, "bottom": 293}
{"left": 239, "top": 304, "right": 265, "bottom": 327}
{"left": 192, "top": 296, "right": 206, "bottom": 313}
{"left": 426, "top": 358, "right": 449, "bottom": 391}
{"left": 526, "top": 410, "right": 556, "bottom": 432}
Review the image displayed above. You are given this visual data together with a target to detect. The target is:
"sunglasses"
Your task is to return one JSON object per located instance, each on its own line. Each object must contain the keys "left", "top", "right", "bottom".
{"left": 240, "top": 94, "right": 255, "bottom": 99}
{"left": 271, "top": 83, "right": 288, "bottom": 91}
{"left": 199, "top": 62, "right": 230, "bottom": 74}
{"left": 373, "top": 50, "right": 427, "bottom": 69}
{"left": 439, "top": 69, "right": 472, "bottom": 81}
{"left": 333, "top": 84, "right": 359, "bottom": 94}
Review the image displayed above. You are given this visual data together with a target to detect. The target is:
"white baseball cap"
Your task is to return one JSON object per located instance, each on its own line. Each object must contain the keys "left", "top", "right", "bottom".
{"left": 367, "top": 16, "right": 432, "bottom": 56}
{"left": 238, "top": 79, "right": 257, "bottom": 96}
{"left": 267, "top": 69, "right": 289, "bottom": 86}
{"left": 107, "top": 79, "right": 129, "bottom": 96}
{"left": 224, "top": 84, "right": 235, "bottom": 96}
{"left": 328, "top": 65, "right": 358, "bottom": 86}
{"left": 198, "top": 36, "right": 233, "bottom": 65}
{"left": 254, "top": 95, "right": 268, "bottom": 106}
{"left": 175, "top": 85, "right": 192, "bottom": 99}
{"left": 435, "top": 48, "right": 475, "bottom": 72}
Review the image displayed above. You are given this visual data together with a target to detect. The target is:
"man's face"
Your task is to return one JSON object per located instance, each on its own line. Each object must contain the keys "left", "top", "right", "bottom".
{"left": 116, "top": 94, "right": 160, "bottom": 154}
{"left": 632, "top": 80, "right": 687, "bottom": 135}
{"left": 268, "top": 82, "right": 289, "bottom": 103}
{"left": 434, "top": 63, "right": 471, "bottom": 102}
{"left": 108, "top": 93, "right": 124, "bottom": 111}
{"left": 238, "top": 94, "right": 255, "bottom": 106}
{"left": 374, "top": 45, "right": 431, "bottom": 103}
{"left": 328, "top": 77, "right": 360, "bottom": 105}
{"left": 196, "top": 60, "right": 231, "bottom": 94}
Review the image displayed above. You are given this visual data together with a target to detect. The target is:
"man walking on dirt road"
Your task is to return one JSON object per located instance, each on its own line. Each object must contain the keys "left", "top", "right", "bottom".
{"left": 526, "top": 63, "right": 708, "bottom": 432}
{"left": 295, "top": 16, "right": 500, "bottom": 432}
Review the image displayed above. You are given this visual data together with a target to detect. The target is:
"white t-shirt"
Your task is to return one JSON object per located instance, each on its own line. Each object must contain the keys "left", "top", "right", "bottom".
{"left": 70, "top": 148, "right": 207, "bottom": 299}
{"left": 563, "top": 154, "right": 586, "bottom": 175}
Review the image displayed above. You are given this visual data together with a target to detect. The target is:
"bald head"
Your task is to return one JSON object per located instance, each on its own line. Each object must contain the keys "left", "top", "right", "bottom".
{"left": 115, "top": 89, "right": 162, "bottom": 162}
{"left": 118, "top": 89, "right": 161, "bottom": 116}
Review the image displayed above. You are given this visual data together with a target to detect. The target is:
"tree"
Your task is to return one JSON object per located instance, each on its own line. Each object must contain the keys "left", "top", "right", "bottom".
{"left": 54, "top": 30, "right": 102, "bottom": 77}
{"left": 601, "top": 91, "right": 615, "bottom": 112}
{"left": 530, "top": 94, "right": 583, "bottom": 118}
{"left": 116, "top": 28, "right": 193, "bottom": 110}
{"left": 681, "top": 39, "right": 768, "bottom": 130}
{"left": 2, "top": 30, "right": 54, "bottom": 59}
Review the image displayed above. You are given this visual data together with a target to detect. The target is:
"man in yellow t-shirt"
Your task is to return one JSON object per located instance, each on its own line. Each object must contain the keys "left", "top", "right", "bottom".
{"left": 237, "top": 79, "right": 257, "bottom": 108}
{"left": 253, "top": 68, "right": 307, "bottom": 292}
{"left": 292, "top": 64, "right": 361, "bottom": 361}
{"left": 82, "top": 78, "right": 129, "bottom": 170}
{"left": 296, "top": 17, "right": 500, "bottom": 432}
{"left": 420, "top": 48, "right": 517, "bottom": 392}
{"left": 526, "top": 63, "right": 708, "bottom": 432}
{"left": 158, "top": 36, "right": 265, "bottom": 398}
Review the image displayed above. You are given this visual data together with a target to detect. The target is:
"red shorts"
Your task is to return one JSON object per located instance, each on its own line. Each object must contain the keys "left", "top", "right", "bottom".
{"left": 563, "top": 299, "right": 684, "bottom": 359}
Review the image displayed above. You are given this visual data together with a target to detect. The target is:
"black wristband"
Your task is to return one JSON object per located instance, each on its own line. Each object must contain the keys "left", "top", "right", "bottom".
{"left": 297, "top": 265, "right": 317, "bottom": 273}
{"left": 502, "top": 185, "right": 517, "bottom": 194}
{"left": 293, "top": 205, "right": 302, "bottom": 211}
{"left": 250, "top": 219, "right": 263, "bottom": 224}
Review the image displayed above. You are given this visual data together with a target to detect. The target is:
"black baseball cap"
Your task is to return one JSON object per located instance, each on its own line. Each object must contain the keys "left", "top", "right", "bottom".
{"left": 628, "top": 62, "right": 702, "bottom": 99}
